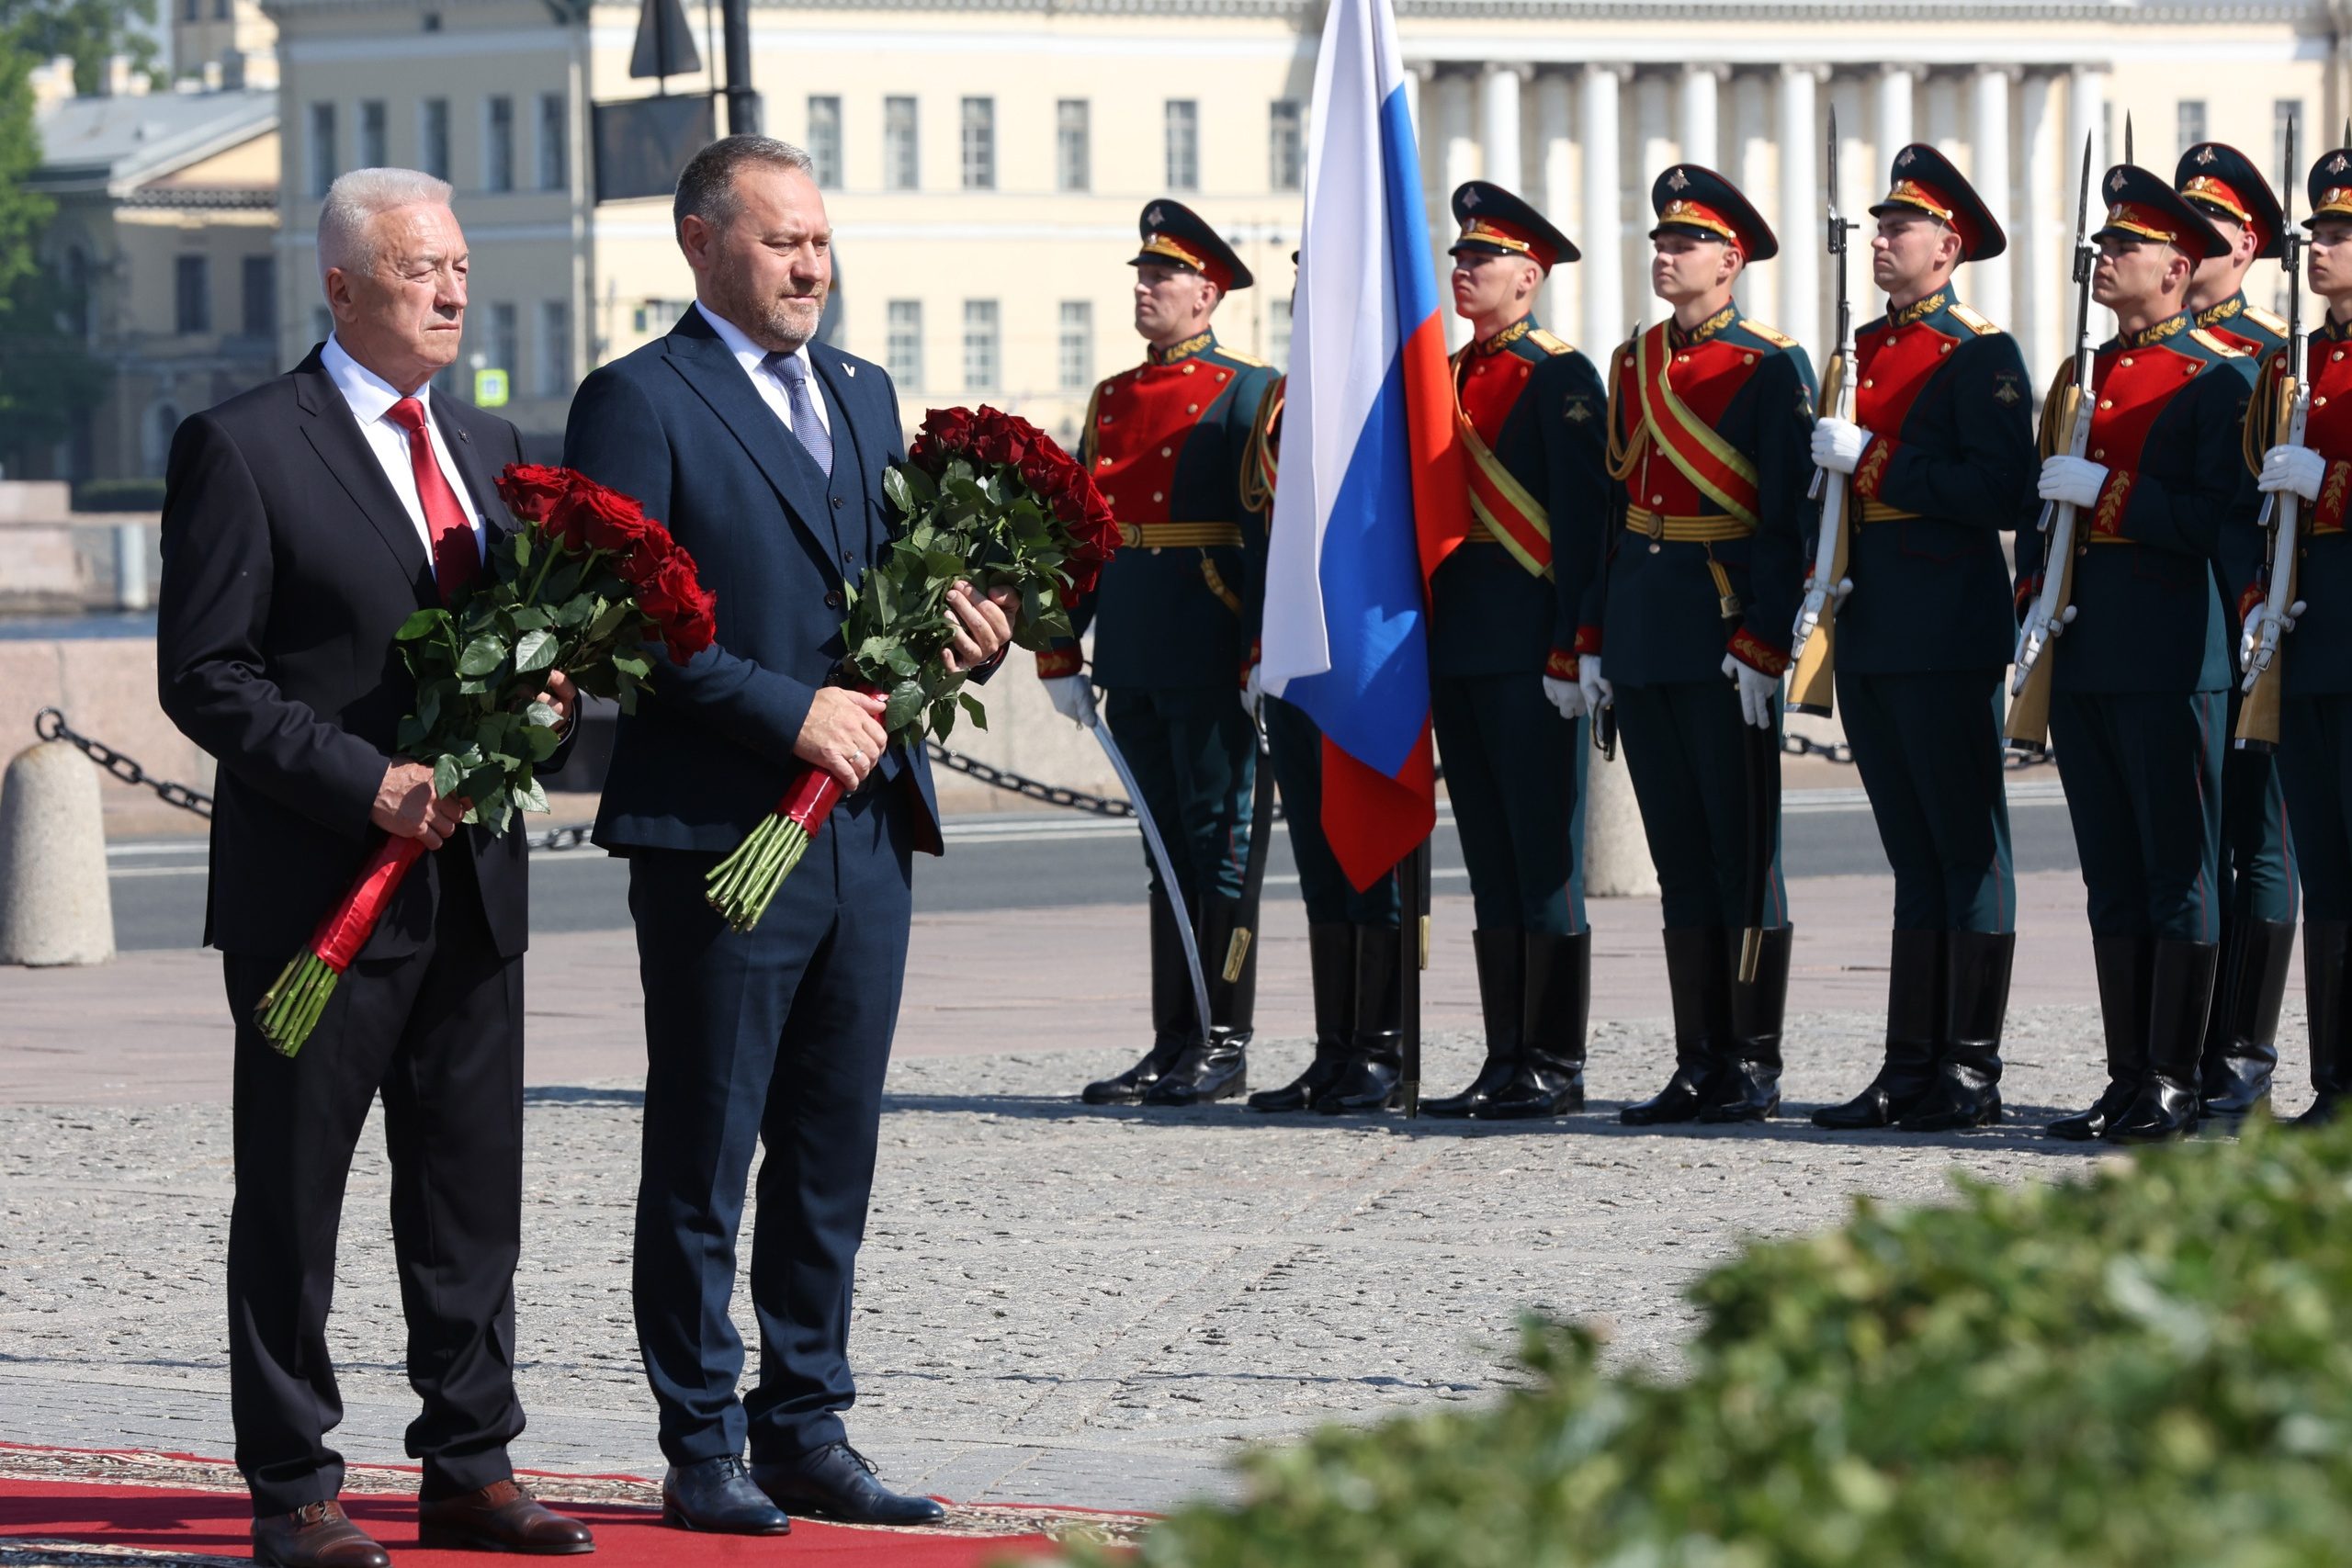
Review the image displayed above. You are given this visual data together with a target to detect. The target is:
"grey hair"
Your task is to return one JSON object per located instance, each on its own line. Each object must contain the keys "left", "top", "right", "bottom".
{"left": 317, "top": 167, "right": 456, "bottom": 281}
{"left": 673, "top": 135, "right": 815, "bottom": 238}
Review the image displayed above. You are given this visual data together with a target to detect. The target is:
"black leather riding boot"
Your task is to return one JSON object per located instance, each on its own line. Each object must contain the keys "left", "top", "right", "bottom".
{"left": 1813, "top": 928, "right": 1942, "bottom": 1130}
{"left": 1314, "top": 922, "right": 1405, "bottom": 1113}
{"left": 1623, "top": 928, "right": 1732, "bottom": 1126}
{"left": 2199, "top": 917, "right": 2293, "bottom": 1126}
{"left": 1425, "top": 929, "right": 1524, "bottom": 1117}
{"left": 2050, "top": 935, "right": 2153, "bottom": 1140}
{"left": 1145, "top": 894, "right": 1255, "bottom": 1105}
{"left": 1250, "top": 923, "right": 1355, "bottom": 1111}
{"left": 2106, "top": 939, "right": 2221, "bottom": 1144}
{"left": 1482, "top": 931, "right": 1591, "bottom": 1119}
{"left": 1082, "top": 887, "right": 1196, "bottom": 1103}
{"left": 2295, "top": 920, "right": 2352, "bottom": 1128}
{"left": 1901, "top": 930, "right": 2014, "bottom": 1132}
{"left": 1701, "top": 926, "right": 1790, "bottom": 1123}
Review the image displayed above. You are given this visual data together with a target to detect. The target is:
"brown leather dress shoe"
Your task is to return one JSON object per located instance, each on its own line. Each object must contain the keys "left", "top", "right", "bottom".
{"left": 252, "top": 1500, "right": 391, "bottom": 1568}
{"left": 417, "top": 1479, "right": 595, "bottom": 1554}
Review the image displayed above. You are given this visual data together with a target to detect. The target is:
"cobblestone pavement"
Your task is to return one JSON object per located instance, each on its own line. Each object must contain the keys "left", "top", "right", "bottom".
{"left": 5, "top": 996, "right": 2310, "bottom": 1517}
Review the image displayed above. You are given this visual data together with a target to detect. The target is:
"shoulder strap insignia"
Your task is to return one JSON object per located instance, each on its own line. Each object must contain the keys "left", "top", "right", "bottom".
{"left": 1216, "top": 347, "right": 1272, "bottom": 369}
{"left": 2189, "top": 328, "right": 2248, "bottom": 358}
{"left": 1528, "top": 328, "right": 1576, "bottom": 356}
{"left": 1739, "top": 319, "right": 1797, "bottom": 349}
{"left": 2243, "top": 304, "right": 2290, "bottom": 336}
{"left": 1949, "top": 303, "right": 2002, "bottom": 337}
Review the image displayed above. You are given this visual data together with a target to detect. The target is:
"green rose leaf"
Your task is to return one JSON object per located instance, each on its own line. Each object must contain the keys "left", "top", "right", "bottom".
{"left": 458, "top": 633, "right": 507, "bottom": 677}
{"left": 514, "top": 774, "right": 548, "bottom": 816}
{"left": 396, "top": 608, "right": 449, "bottom": 641}
{"left": 588, "top": 599, "right": 631, "bottom": 641}
{"left": 433, "top": 755, "right": 464, "bottom": 797}
{"left": 884, "top": 677, "right": 926, "bottom": 734}
{"left": 958, "top": 693, "right": 989, "bottom": 731}
{"left": 612, "top": 652, "right": 651, "bottom": 679}
{"left": 514, "top": 627, "right": 559, "bottom": 674}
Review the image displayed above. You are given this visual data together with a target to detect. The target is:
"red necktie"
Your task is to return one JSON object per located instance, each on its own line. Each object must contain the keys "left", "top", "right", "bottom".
{"left": 386, "top": 396, "right": 481, "bottom": 602}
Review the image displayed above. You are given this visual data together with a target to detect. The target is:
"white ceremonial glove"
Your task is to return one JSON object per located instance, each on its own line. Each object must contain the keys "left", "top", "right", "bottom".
{"left": 1543, "top": 675, "right": 1588, "bottom": 721}
{"left": 2259, "top": 444, "right": 2326, "bottom": 502}
{"left": 2038, "top": 455, "right": 2109, "bottom": 511}
{"left": 2240, "top": 599, "right": 2308, "bottom": 674}
{"left": 1810, "top": 417, "right": 1871, "bottom": 475}
{"left": 1041, "top": 674, "right": 1099, "bottom": 728}
{"left": 1240, "top": 663, "right": 1264, "bottom": 717}
{"left": 2045, "top": 604, "right": 2078, "bottom": 639}
{"left": 1577, "top": 653, "right": 1612, "bottom": 716}
{"left": 1722, "top": 652, "right": 1780, "bottom": 730}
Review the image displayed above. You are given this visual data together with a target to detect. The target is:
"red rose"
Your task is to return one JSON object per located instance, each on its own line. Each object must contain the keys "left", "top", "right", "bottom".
{"left": 554, "top": 480, "right": 658, "bottom": 556}
{"left": 639, "top": 550, "right": 716, "bottom": 663}
{"left": 497, "top": 463, "right": 573, "bottom": 523}
{"left": 616, "top": 532, "right": 674, "bottom": 588}
{"left": 920, "top": 407, "right": 977, "bottom": 453}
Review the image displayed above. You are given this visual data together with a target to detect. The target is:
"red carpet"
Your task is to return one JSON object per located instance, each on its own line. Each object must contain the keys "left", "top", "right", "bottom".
{"left": 0, "top": 1445, "right": 1140, "bottom": 1564}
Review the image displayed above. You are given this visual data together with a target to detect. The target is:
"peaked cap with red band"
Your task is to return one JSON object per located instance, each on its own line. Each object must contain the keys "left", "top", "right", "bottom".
{"left": 1870, "top": 142, "right": 2007, "bottom": 263}
{"left": 1647, "top": 164, "right": 1779, "bottom": 262}
{"left": 1128, "top": 198, "right": 1253, "bottom": 292}
{"left": 2175, "top": 141, "right": 2284, "bottom": 260}
{"left": 2305, "top": 144, "right": 2352, "bottom": 229}
{"left": 1449, "top": 180, "right": 1579, "bottom": 272}
{"left": 2094, "top": 164, "right": 2230, "bottom": 258}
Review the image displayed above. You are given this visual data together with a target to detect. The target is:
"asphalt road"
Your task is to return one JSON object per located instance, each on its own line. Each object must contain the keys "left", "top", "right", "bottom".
{"left": 103, "top": 784, "right": 2079, "bottom": 953}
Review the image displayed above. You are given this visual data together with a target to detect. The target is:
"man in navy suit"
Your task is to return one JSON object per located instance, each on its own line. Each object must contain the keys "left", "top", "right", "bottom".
{"left": 561, "top": 136, "right": 1013, "bottom": 1535}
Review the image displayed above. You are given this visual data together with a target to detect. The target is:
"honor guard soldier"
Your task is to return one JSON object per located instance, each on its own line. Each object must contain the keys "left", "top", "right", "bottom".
{"left": 1046, "top": 201, "right": 1278, "bottom": 1107}
{"left": 1240, "top": 257, "right": 1408, "bottom": 1117}
{"left": 2241, "top": 146, "right": 2352, "bottom": 1124}
{"left": 2176, "top": 141, "right": 2301, "bottom": 1126}
{"left": 1583, "top": 167, "right": 1816, "bottom": 1125}
{"left": 1807, "top": 146, "right": 2037, "bottom": 1133}
{"left": 2027, "top": 165, "right": 2259, "bottom": 1144}
{"left": 1414, "top": 182, "right": 1609, "bottom": 1121}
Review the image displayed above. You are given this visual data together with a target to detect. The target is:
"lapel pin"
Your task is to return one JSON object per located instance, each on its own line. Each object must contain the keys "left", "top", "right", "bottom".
{"left": 844, "top": 363, "right": 856, "bottom": 378}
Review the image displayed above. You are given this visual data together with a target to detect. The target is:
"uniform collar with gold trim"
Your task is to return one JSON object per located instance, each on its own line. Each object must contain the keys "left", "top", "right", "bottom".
{"left": 1668, "top": 302, "right": 1738, "bottom": 350}
{"left": 1885, "top": 288, "right": 1951, "bottom": 331}
{"left": 2317, "top": 311, "right": 2352, "bottom": 344}
{"left": 1148, "top": 330, "right": 1216, "bottom": 366}
{"left": 2195, "top": 294, "right": 2246, "bottom": 332}
{"left": 1474, "top": 317, "right": 1534, "bottom": 357}
{"left": 2113, "top": 311, "right": 2192, "bottom": 351}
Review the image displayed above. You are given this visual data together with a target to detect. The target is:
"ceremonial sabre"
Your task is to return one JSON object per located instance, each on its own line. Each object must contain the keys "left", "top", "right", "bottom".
{"left": 1090, "top": 717, "right": 1212, "bottom": 1046}
{"left": 1790, "top": 104, "right": 1860, "bottom": 717}
{"left": 2006, "top": 134, "right": 2098, "bottom": 753}
{"left": 1224, "top": 697, "right": 1279, "bottom": 984}
{"left": 2238, "top": 112, "right": 2306, "bottom": 751}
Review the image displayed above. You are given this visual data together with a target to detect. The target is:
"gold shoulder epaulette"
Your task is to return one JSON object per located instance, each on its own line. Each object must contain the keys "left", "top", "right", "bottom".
{"left": 1740, "top": 319, "right": 1797, "bottom": 349}
{"left": 1529, "top": 328, "right": 1576, "bottom": 356}
{"left": 1949, "top": 304, "right": 2002, "bottom": 337}
{"left": 2244, "top": 304, "right": 2290, "bottom": 336}
{"left": 1216, "top": 347, "right": 1272, "bottom": 369}
{"left": 2190, "top": 329, "right": 2248, "bottom": 358}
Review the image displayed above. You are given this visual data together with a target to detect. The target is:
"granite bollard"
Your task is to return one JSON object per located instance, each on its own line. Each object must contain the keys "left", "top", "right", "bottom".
{"left": 0, "top": 740, "right": 115, "bottom": 966}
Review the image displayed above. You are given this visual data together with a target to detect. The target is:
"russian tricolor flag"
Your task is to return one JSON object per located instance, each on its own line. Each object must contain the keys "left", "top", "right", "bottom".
{"left": 1261, "top": 0, "right": 1466, "bottom": 891}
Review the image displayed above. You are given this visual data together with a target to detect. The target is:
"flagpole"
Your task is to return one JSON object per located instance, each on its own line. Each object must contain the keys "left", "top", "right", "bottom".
{"left": 1399, "top": 835, "right": 1430, "bottom": 1118}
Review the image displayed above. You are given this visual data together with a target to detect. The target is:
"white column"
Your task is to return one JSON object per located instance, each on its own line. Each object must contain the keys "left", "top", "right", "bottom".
{"left": 1580, "top": 62, "right": 1627, "bottom": 362}
{"left": 1923, "top": 72, "right": 1962, "bottom": 154}
{"left": 1969, "top": 65, "right": 2015, "bottom": 331}
{"left": 1832, "top": 73, "right": 1870, "bottom": 242}
{"left": 1637, "top": 71, "right": 1676, "bottom": 326}
{"left": 1680, "top": 62, "right": 1724, "bottom": 169}
{"left": 2066, "top": 64, "right": 2112, "bottom": 348}
{"left": 1537, "top": 71, "right": 1578, "bottom": 337}
{"left": 1777, "top": 62, "right": 1823, "bottom": 353}
{"left": 1876, "top": 63, "right": 1917, "bottom": 164}
{"left": 1406, "top": 60, "right": 1430, "bottom": 150}
{"left": 1481, "top": 62, "right": 1527, "bottom": 190}
{"left": 2018, "top": 69, "right": 2062, "bottom": 374}
{"left": 1732, "top": 70, "right": 1772, "bottom": 217}
{"left": 1437, "top": 69, "right": 1479, "bottom": 348}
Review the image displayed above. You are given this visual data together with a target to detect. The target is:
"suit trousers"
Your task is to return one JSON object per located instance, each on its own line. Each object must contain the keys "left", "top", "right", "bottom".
{"left": 223, "top": 848, "right": 525, "bottom": 1516}
{"left": 1262, "top": 694, "right": 1399, "bottom": 927}
{"left": 1613, "top": 679, "right": 1788, "bottom": 931}
{"left": 2049, "top": 689, "right": 2225, "bottom": 942}
{"left": 1430, "top": 672, "right": 1588, "bottom": 932}
{"left": 1835, "top": 670, "right": 2016, "bottom": 933}
{"left": 2280, "top": 694, "right": 2352, "bottom": 923}
{"left": 1102, "top": 686, "right": 1255, "bottom": 914}
{"left": 628, "top": 781, "right": 914, "bottom": 1467}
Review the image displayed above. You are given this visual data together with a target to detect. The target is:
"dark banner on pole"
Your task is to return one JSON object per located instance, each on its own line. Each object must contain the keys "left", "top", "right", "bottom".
{"left": 591, "top": 94, "right": 717, "bottom": 205}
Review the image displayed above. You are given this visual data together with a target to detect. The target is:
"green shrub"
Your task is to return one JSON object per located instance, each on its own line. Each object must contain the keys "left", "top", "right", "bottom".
{"left": 1080, "top": 1120, "right": 2352, "bottom": 1568}
{"left": 72, "top": 478, "right": 166, "bottom": 513}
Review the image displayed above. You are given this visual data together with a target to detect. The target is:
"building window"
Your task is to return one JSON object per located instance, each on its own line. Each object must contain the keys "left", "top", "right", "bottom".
{"left": 1165, "top": 99, "right": 1199, "bottom": 192}
{"left": 962, "top": 299, "right": 999, "bottom": 392}
{"left": 1057, "top": 300, "right": 1091, "bottom": 392}
{"left": 175, "top": 255, "right": 210, "bottom": 335}
{"left": 537, "top": 93, "right": 567, "bottom": 190}
{"left": 485, "top": 96, "right": 514, "bottom": 193}
{"left": 307, "top": 102, "right": 337, "bottom": 199}
{"left": 485, "top": 301, "right": 518, "bottom": 384}
{"left": 1272, "top": 295, "right": 1292, "bottom": 371}
{"left": 884, "top": 96, "right": 919, "bottom": 191}
{"left": 537, "top": 299, "right": 571, "bottom": 396}
{"left": 420, "top": 98, "right": 450, "bottom": 181}
{"left": 633, "top": 298, "right": 690, "bottom": 334}
{"left": 960, "top": 96, "right": 995, "bottom": 191}
{"left": 1270, "top": 99, "right": 1304, "bottom": 192}
{"left": 808, "top": 96, "right": 842, "bottom": 187}
{"left": 357, "top": 100, "right": 386, "bottom": 169}
{"left": 886, "top": 299, "right": 923, "bottom": 389}
{"left": 2278, "top": 99, "right": 2306, "bottom": 184}
{"left": 212, "top": 0, "right": 226, "bottom": 17}
{"left": 181, "top": 0, "right": 198, "bottom": 21}
{"left": 2177, "top": 99, "right": 2208, "bottom": 158}
{"left": 241, "top": 255, "right": 274, "bottom": 338}
{"left": 1056, "top": 99, "right": 1090, "bottom": 193}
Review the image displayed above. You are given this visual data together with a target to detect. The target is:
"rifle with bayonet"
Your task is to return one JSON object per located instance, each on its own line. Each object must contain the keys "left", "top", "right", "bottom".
{"left": 2238, "top": 113, "right": 2306, "bottom": 751}
{"left": 2006, "top": 135, "right": 2098, "bottom": 752}
{"left": 1789, "top": 106, "right": 1858, "bottom": 716}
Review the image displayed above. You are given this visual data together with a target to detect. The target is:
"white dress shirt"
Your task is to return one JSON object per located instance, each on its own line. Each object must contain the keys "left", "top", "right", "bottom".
{"left": 322, "top": 333, "right": 490, "bottom": 562}
{"left": 695, "top": 300, "right": 834, "bottom": 443}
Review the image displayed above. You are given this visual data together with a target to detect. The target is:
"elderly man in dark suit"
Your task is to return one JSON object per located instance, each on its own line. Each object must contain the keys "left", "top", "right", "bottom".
{"left": 157, "top": 167, "right": 591, "bottom": 1566}
{"left": 561, "top": 136, "right": 1014, "bottom": 1535}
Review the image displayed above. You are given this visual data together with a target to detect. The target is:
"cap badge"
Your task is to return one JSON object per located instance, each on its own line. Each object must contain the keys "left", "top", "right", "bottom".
{"left": 2196, "top": 145, "right": 2217, "bottom": 166}
{"left": 1461, "top": 186, "right": 1481, "bottom": 209}
{"left": 1895, "top": 148, "right": 1915, "bottom": 168}
{"left": 2109, "top": 170, "right": 2127, "bottom": 193}
{"left": 1668, "top": 168, "right": 1690, "bottom": 191}
{"left": 1146, "top": 205, "right": 1165, "bottom": 227}
{"left": 2332, "top": 153, "right": 2349, "bottom": 175}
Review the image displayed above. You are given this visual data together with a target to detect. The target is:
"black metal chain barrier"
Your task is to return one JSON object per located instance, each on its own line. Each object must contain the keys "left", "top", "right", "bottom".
{"left": 35, "top": 707, "right": 217, "bottom": 819}
{"left": 924, "top": 740, "right": 1137, "bottom": 818}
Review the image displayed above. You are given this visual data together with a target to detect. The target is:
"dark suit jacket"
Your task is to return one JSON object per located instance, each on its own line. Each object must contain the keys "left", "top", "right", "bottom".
{"left": 156, "top": 344, "right": 539, "bottom": 960}
{"left": 562, "top": 308, "right": 950, "bottom": 857}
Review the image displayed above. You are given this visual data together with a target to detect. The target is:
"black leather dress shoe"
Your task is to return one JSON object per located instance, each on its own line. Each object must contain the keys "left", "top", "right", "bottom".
{"left": 252, "top": 1501, "right": 390, "bottom": 1568}
{"left": 418, "top": 1479, "right": 594, "bottom": 1554}
{"left": 662, "top": 1455, "right": 792, "bottom": 1534}
{"left": 752, "top": 1442, "right": 946, "bottom": 1527}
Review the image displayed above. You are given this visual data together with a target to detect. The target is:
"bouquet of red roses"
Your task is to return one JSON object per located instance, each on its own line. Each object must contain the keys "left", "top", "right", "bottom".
{"left": 256, "top": 465, "right": 715, "bottom": 1054}
{"left": 705, "top": 406, "right": 1117, "bottom": 931}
